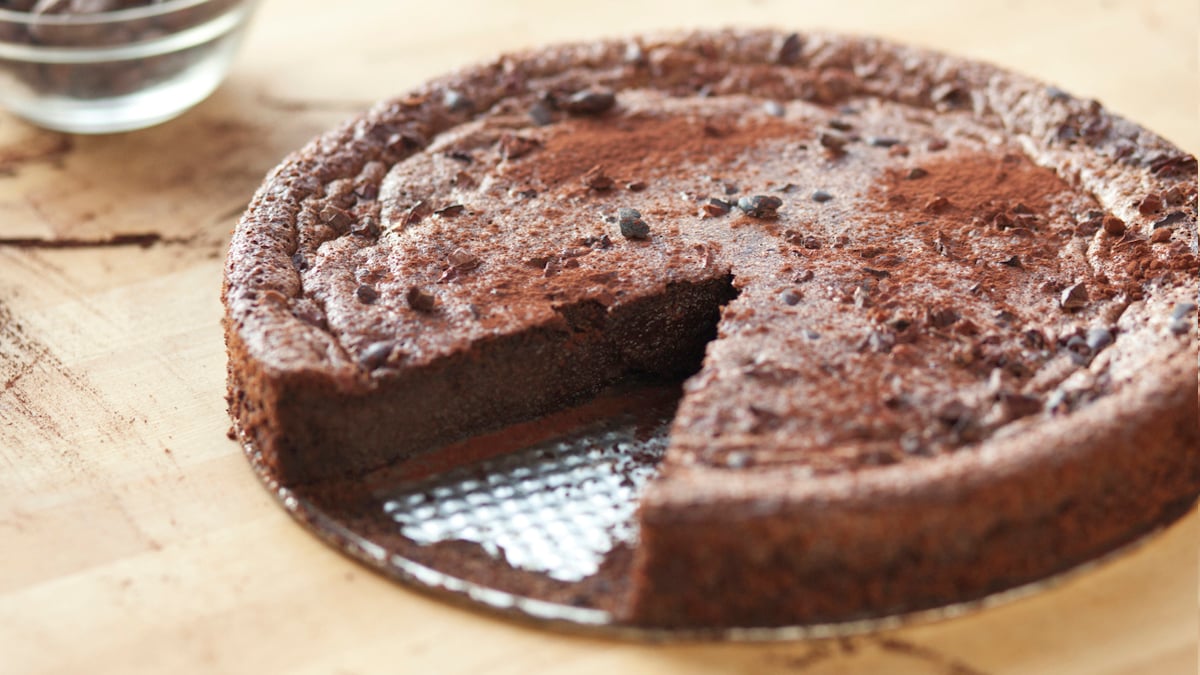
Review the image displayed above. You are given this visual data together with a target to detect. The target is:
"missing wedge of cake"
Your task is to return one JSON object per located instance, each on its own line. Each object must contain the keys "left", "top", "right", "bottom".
{"left": 223, "top": 29, "right": 1199, "bottom": 628}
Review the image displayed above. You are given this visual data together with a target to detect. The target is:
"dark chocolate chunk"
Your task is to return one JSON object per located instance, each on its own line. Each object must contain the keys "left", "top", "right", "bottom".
{"left": 626, "top": 181, "right": 647, "bottom": 192}
{"left": 1154, "top": 211, "right": 1187, "bottom": 228}
{"left": 1085, "top": 327, "right": 1114, "bottom": 352}
{"left": 561, "top": 88, "right": 617, "bottom": 115}
{"left": 867, "top": 136, "right": 901, "bottom": 148}
{"left": 1166, "top": 302, "right": 1195, "bottom": 333}
{"left": 442, "top": 88, "right": 473, "bottom": 112}
{"left": 355, "top": 284, "right": 379, "bottom": 304}
{"left": 811, "top": 189, "right": 833, "bottom": 203}
{"left": 776, "top": 32, "right": 803, "bottom": 65}
{"left": 763, "top": 100, "right": 786, "bottom": 117}
{"left": 702, "top": 198, "right": 732, "bottom": 217}
{"left": 359, "top": 341, "right": 394, "bottom": 370}
{"left": 818, "top": 131, "right": 847, "bottom": 154}
{"left": 617, "top": 208, "right": 650, "bottom": 240}
{"left": 406, "top": 285, "right": 437, "bottom": 312}
{"left": 528, "top": 101, "right": 554, "bottom": 126}
{"left": 1059, "top": 283, "right": 1088, "bottom": 311}
{"left": 780, "top": 289, "right": 802, "bottom": 305}
{"left": 905, "top": 167, "right": 929, "bottom": 180}
{"left": 1045, "top": 85, "right": 1071, "bottom": 101}
{"left": 320, "top": 204, "right": 353, "bottom": 231}
{"left": 736, "top": 195, "right": 783, "bottom": 218}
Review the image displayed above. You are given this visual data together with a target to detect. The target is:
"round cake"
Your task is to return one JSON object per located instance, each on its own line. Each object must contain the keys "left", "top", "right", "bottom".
{"left": 222, "top": 29, "right": 1200, "bottom": 628}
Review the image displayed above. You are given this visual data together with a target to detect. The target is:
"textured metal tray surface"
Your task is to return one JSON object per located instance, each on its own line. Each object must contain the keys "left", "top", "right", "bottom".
{"left": 244, "top": 384, "right": 1189, "bottom": 640}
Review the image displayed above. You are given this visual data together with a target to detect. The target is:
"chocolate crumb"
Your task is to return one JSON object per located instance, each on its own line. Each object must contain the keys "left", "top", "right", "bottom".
{"left": 828, "top": 119, "right": 854, "bottom": 132}
{"left": 811, "top": 189, "right": 833, "bottom": 203}
{"left": 927, "top": 138, "right": 949, "bottom": 152}
{"left": 737, "top": 195, "right": 783, "bottom": 218}
{"left": 780, "top": 289, "right": 802, "bottom": 305}
{"left": 434, "top": 204, "right": 465, "bottom": 217}
{"left": 1102, "top": 215, "right": 1126, "bottom": 236}
{"left": 868, "top": 136, "right": 901, "bottom": 148}
{"left": 406, "top": 285, "right": 437, "bottom": 312}
{"left": 905, "top": 167, "right": 929, "bottom": 180}
{"left": 1059, "top": 283, "right": 1088, "bottom": 311}
{"left": 445, "top": 150, "right": 473, "bottom": 164}
{"left": 355, "top": 284, "right": 379, "bottom": 304}
{"left": 617, "top": 208, "right": 650, "bottom": 239}
{"left": 1137, "top": 194, "right": 1163, "bottom": 215}
{"left": 802, "top": 235, "right": 822, "bottom": 250}
{"left": 999, "top": 255, "right": 1023, "bottom": 268}
{"left": 773, "top": 183, "right": 798, "bottom": 193}
{"left": 626, "top": 181, "right": 647, "bottom": 192}
{"left": 561, "top": 88, "right": 617, "bottom": 115}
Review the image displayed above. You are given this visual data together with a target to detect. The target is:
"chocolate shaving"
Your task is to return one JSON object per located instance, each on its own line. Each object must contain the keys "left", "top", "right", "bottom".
{"left": 433, "top": 204, "right": 465, "bottom": 218}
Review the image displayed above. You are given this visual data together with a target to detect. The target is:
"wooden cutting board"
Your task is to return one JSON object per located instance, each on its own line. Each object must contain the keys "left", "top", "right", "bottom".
{"left": 1, "top": 1, "right": 1196, "bottom": 673}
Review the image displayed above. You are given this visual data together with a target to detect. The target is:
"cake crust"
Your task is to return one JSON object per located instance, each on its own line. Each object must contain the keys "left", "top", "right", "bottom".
{"left": 223, "top": 29, "right": 1199, "bottom": 628}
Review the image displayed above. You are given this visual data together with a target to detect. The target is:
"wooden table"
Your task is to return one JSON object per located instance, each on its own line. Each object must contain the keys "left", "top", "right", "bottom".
{"left": 2, "top": 1, "right": 1196, "bottom": 673}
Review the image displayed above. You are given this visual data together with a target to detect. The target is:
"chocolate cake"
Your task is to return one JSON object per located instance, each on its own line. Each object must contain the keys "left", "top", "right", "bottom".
{"left": 223, "top": 29, "right": 1200, "bottom": 628}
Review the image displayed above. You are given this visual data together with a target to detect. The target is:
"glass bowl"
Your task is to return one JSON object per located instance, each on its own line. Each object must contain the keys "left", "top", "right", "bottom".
{"left": 0, "top": 0, "right": 259, "bottom": 133}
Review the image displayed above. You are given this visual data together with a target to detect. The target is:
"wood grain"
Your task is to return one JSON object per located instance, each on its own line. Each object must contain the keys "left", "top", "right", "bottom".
{"left": 1, "top": 1, "right": 1196, "bottom": 673}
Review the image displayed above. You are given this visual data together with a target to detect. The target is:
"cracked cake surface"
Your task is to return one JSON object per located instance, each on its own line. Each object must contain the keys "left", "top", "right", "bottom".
{"left": 223, "top": 29, "right": 1200, "bottom": 628}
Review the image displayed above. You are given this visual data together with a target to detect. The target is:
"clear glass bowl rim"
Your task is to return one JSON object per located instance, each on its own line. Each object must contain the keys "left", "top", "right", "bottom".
{"left": 0, "top": 0, "right": 240, "bottom": 26}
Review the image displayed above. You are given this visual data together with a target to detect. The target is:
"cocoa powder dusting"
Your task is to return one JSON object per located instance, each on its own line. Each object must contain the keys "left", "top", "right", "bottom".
{"left": 503, "top": 114, "right": 801, "bottom": 189}
{"left": 878, "top": 152, "right": 1071, "bottom": 215}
